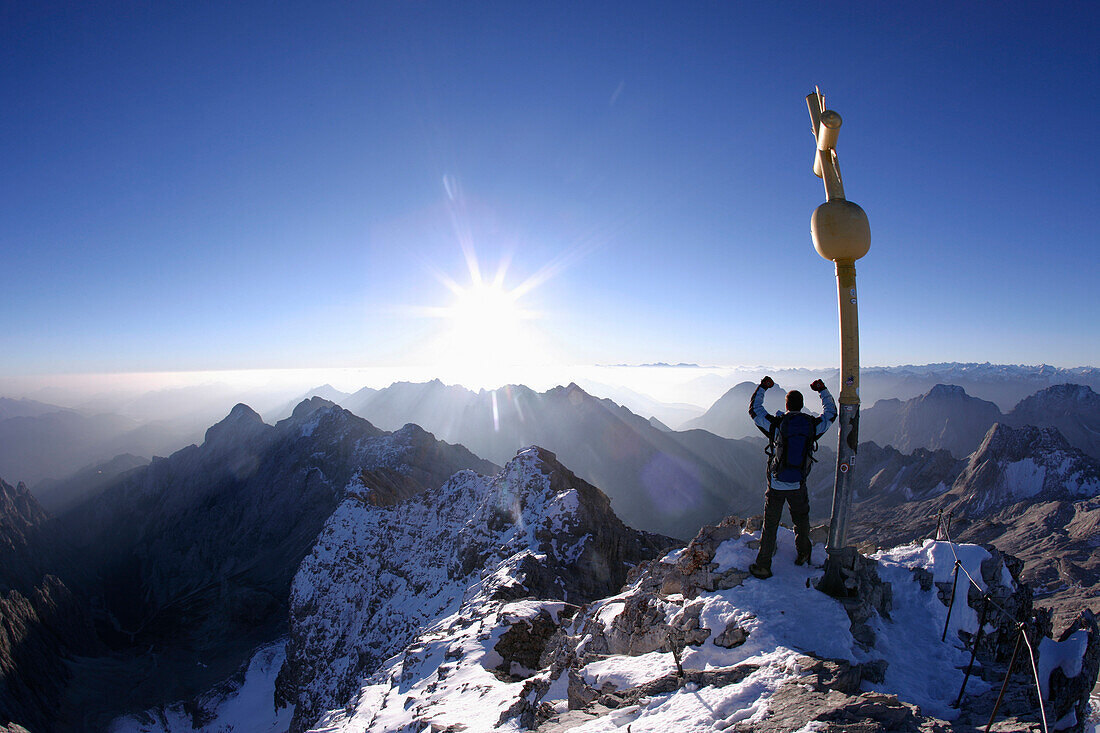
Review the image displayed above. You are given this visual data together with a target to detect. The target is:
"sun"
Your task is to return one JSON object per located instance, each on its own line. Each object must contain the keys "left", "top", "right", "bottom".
{"left": 446, "top": 282, "right": 527, "bottom": 340}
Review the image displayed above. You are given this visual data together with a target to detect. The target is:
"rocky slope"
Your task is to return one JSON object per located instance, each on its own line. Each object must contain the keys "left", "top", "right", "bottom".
{"left": 273, "top": 446, "right": 673, "bottom": 732}
{"left": 52, "top": 397, "right": 497, "bottom": 729}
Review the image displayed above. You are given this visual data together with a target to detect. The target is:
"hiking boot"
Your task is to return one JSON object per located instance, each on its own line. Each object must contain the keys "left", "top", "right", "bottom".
{"left": 749, "top": 563, "right": 773, "bottom": 579}
{"left": 795, "top": 552, "right": 812, "bottom": 566}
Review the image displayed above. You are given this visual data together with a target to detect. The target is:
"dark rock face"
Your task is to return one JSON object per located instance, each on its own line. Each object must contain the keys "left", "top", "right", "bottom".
{"left": 50, "top": 399, "right": 497, "bottom": 727}
{"left": 0, "top": 478, "right": 96, "bottom": 732}
{"left": 275, "top": 446, "right": 673, "bottom": 733}
{"left": 1007, "top": 383, "right": 1100, "bottom": 461}
{"left": 861, "top": 384, "right": 1003, "bottom": 459}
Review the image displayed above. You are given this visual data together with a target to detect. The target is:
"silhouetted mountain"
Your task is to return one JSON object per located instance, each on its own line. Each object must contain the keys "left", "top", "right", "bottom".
{"left": 31, "top": 453, "right": 149, "bottom": 515}
{"left": 267, "top": 384, "right": 355, "bottom": 421}
{"left": 681, "top": 380, "right": 793, "bottom": 439}
{"left": 51, "top": 398, "right": 496, "bottom": 729}
{"left": 574, "top": 379, "right": 704, "bottom": 427}
{"left": 0, "top": 397, "right": 65, "bottom": 420}
{"left": 344, "top": 381, "right": 781, "bottom": 539}
{"left": 0, "top": 409, "right": 191, "bottom": 486}
{"left": 860, "top": 384, "right": 1003, "bottom": 459}
{"left": 1007, "top": 383, "right": 1100, "bottom": 461}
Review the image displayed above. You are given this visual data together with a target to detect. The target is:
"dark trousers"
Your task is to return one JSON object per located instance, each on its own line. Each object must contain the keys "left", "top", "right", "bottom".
{"left": 755, "top": 486, "right": 812, "bottom": 569}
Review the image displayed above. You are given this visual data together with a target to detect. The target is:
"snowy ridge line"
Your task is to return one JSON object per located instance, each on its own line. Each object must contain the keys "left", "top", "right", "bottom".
{"left": 938, "top": 523, "right": 1049, "bottom": 733}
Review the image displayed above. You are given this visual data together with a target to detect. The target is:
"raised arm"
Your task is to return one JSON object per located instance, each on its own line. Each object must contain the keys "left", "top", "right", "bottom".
{"left": 749, "top": 376, "right": 776, "bottom": 433}
{"left": 810, "top": 379, "right": 838, "bottom": 436}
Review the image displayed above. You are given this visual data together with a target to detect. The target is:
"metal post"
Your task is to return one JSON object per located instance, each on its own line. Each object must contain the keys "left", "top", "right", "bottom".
{"left": 805, "top": 89, "right": 872, "bottom": 598}
{"left": 985, "top": 625, "right": 1024, "bottom": 732}
{"left": 955, "top": 596, "right": 991, "bottom": 707}
{"left": 942, "top": 561, "right": 962, "bottom": 642}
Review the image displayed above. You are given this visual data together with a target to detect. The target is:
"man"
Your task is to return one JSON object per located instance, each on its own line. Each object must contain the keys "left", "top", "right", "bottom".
{"left": 747, "top": 375, "right": 836, "bottom": 579}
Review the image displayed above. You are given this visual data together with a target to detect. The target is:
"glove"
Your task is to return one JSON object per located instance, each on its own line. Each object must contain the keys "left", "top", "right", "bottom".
{"left": 760, "top": 376, "right": 775, "bottom": 390}
{"left": 810, "top": 379, "right": 826, "bottom": 392}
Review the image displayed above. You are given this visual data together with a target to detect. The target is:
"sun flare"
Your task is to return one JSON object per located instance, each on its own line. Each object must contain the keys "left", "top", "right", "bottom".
{"left": 446, "top": 282, "right": 527, "bottom": 339}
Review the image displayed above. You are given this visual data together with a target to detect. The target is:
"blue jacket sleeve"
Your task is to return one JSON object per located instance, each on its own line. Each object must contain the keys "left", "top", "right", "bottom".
{"left": 815, "top": 388, "right": 838, "bottom": 436}
{"left": 748, "top": 384, "right": 773, "bottom": 432}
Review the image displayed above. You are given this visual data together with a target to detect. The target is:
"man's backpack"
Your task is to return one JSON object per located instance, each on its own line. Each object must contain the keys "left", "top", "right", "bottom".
{"left": 767, "top": 412, "right": 818, "bottom": 484}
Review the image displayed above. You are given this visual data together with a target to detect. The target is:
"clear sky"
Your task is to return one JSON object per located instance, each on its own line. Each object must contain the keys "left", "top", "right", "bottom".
{"left": 3, "top": 2, "right": 1098, "bottom": 382}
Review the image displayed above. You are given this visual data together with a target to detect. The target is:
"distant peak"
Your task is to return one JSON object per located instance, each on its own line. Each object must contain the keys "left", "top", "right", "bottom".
{"left": 975, "top": 421, "right": 1073, "bottom": 458}
{"left": 227, "top": 403, "right": 264, "bottom": 422}
{"left": 925, "top": 384, "right": 968, "bottom": 399}
{"left": 291, "top": 396, "right": 337, "bottom": 421}
{"left": 203, "top": 403, "right": 270, "bottom": 447}
{"left": 1031, "top": 383, "right": 1097, "bottom": 400}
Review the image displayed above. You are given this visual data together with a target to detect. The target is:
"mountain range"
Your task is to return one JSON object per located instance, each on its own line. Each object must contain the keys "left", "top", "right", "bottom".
{"left": 4, "top": 370, "right": 1100, "bottom": 731}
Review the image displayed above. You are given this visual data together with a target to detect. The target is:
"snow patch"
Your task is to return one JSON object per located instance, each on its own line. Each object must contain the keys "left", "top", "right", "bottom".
{"left": 1038, "top": 630, "right": 1089, "bottom": 700}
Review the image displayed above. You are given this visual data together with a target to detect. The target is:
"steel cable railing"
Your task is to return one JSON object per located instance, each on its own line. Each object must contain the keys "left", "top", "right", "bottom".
{"left": 937, "top": 522, "right": 1049, "bottom": 733}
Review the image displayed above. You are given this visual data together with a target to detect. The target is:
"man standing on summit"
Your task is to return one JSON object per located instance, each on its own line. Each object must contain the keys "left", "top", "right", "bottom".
{"left": 747, "top": 376, "right": 836, "bottom": 579}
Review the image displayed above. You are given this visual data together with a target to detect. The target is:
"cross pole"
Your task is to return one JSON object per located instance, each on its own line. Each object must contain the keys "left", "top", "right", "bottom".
{"left": 805, "top": 89, "right": 871, "bottom": 598}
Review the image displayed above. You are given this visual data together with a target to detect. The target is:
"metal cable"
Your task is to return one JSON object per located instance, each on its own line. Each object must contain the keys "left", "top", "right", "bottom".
{"left": 937, "top": 522, "right": 1049, "bottom": 733}
{"left": 1020, "top": 625, "right": 1050, "bottom": 733}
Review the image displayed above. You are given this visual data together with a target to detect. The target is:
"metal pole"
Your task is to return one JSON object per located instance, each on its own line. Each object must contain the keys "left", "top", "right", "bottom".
{"left": 955, "top": 596, "right": 991, "bottom": 707}
{"left": 805, "top": 89, "right": 871, "bottom": 598}
{"left": 942, "top": 561, "right": 962, "bottom": 642}
{"left": 985, "top": 626, "right": 1024, "bottom": 732}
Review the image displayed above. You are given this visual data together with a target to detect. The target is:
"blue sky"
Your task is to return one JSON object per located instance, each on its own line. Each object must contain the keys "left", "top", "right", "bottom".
{"left": 3, "top": 2, "right": 1098, "bottom": 379}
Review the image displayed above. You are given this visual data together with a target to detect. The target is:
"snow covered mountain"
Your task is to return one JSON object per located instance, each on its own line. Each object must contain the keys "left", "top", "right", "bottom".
{"left": 1007, "top": 384, "right": 1100, "bottom": 461}
{"left": 330, "top": 380, "right": 772, "bottom": 540}
{"left": 48, "top": 398, "right": 497, "bottom": 729}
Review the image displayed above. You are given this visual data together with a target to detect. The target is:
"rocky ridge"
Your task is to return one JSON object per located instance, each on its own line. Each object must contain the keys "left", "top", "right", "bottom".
{"left": 274, "top": 446, "right": 673, "bottom": 732}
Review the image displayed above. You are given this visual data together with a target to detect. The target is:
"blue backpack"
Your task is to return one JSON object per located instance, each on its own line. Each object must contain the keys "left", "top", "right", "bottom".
{"left": 768, "top": 412, "right": 818, "bottom": 484}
